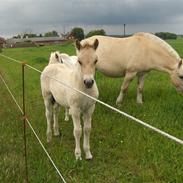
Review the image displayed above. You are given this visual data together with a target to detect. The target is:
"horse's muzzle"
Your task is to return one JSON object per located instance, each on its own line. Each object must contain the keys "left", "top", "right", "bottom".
{"left": 84, "top": 79, "right": 94, "bottom": 88}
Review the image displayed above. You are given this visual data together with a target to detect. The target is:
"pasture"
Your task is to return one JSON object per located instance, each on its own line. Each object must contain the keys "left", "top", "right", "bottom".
{"left": 0, "top": 39, "right": 183, "bottom": 183}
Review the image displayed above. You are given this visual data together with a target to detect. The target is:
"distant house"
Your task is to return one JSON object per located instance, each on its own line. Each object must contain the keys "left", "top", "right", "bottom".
{"left": 0, "top": 37, "right": 6, "bottom": 52}
{"left": 6, "top": 37, "right": 67, "bottom": 48}
{"left": 0, "top": 37, "right": 6, "bottom": 46}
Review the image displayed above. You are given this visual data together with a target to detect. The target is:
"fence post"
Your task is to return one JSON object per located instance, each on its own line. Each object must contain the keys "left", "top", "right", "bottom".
{"left": 21, "top": 62, "right": 29, "bottom": 183}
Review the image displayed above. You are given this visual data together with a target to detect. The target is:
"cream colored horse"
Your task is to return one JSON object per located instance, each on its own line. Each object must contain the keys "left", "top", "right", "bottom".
{"left": 77, "top": 32, "right": 183, "bottom": 105}
{"left": 41, "top": 45, "right": 99, "bottom": 160}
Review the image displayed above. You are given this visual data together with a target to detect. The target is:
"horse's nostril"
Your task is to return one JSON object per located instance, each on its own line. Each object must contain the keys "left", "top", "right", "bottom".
{"left": 84, "top": 79, "right": 94, "bottom": 88}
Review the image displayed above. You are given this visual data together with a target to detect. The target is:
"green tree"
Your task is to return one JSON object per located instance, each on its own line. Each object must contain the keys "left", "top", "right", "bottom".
{"left": 23, "top": 33, "right": 37, "bottom": 38}
{"left": 44, "top": 30, "right": 59, "bottom": 37}
{"left": 86, "top": 29, "right": 106, "bottom": 38}
{"left": 70, "top": 27, "right": 84, "bottom": 41}
{"left": 155, "top": 32, "right": 177, "bottom": 40}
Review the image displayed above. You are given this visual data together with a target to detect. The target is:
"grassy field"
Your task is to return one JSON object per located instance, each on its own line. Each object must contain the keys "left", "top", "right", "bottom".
{"left": 0, "top": 39, "right": 183, "bottom": 183}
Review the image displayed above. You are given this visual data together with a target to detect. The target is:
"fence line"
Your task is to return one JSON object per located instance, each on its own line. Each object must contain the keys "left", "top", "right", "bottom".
{"left": 0, "top": 73, "right": 67, "bottom": 183}
{"left": 1, "top": 53, "right": 183, "bottom": 145}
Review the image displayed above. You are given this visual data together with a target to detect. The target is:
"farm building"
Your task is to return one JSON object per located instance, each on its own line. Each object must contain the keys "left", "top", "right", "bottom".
{"left": 0, "top": 37, "right": 6, "bottom": 52}
{"left": 6, "top": 37, "right": 67, "bottom": 48}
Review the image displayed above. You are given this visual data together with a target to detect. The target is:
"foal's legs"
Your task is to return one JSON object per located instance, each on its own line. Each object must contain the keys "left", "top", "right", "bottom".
{"left": 53, "top": 102, "right": 60, "bottom": 136}
{"left": 64, "top": 107, "right": 70, "bottom": 121}
{"left": 137, "top": 73, "right": 146, "bottom": 104}
{"left": 82, "top": 105, "right": 95, "bottom": 160}
{"left": 116, "top": 71, "right": 137, "bottom": 105}
{"left": 44, "top": 97, "right": 53, "bottom": 142}
{"left": 70, "top": 107, "right": 82, "bottom": 160}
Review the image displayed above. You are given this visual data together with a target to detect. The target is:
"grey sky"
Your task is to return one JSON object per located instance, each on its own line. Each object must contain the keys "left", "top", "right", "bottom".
{"left": 0, "top": 0, "right": 183, "bottom": 37}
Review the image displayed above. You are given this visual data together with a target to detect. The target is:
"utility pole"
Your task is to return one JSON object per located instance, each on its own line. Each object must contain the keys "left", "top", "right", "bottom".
{"left": 124, "top": 24, "right": 126, "bottom": 37}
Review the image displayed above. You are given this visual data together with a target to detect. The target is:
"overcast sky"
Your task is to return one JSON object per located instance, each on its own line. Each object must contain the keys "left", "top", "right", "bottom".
{"left": 0, "top": 0, "right": 183, "bottom": 38}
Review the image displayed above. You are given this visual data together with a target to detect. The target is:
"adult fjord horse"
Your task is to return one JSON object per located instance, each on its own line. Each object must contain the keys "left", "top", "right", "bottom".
{"left": 77, "top": 32, "right": 183, "bottom": 105}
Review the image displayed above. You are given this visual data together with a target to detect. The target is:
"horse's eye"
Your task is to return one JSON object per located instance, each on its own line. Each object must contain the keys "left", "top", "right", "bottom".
{"left": 179, "top": 75, "right": 183, "bottom": 79}
{"left": 94, "top": 59, "right": 98, "bottom": 64}
{"left": 78, "top": 60, "right": 82, "bottom": 65}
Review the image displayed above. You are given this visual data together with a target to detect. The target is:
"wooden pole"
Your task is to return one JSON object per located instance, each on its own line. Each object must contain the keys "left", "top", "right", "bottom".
{"left": 124, "top": 24, "right": 126, "bottom": 37}
{"left": 21, "top": 62, "right": 29, "bottom": 183}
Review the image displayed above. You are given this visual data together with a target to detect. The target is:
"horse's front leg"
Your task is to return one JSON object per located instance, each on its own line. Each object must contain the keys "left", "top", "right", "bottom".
{"left": 82, "top": 105, "right": 95, "bottom": 160}
{"left": 70, "top": 108, "right": 82, "bottom": 160}
{"left": 137, "top": 73, "right": 146, "bottom": 104}
{"left": 116, "top": 71, "right": 137, "bottom": 105}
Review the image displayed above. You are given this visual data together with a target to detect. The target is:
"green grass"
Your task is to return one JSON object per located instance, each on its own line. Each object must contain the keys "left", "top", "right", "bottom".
{"left": 0, "top": 40, "right": 183, "bottom": 183}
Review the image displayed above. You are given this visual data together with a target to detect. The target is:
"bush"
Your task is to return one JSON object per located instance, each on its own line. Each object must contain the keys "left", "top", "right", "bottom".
{"left": 44, "top": 31, "right": 59, "bottom": 37}
{"left": 86, "top": 29, "right": 106, "bottom": 38}
{"left": 70, "top": 27, "right": 84, "bottom": 41}
{"left": 155, "top": 32, "right": 177, "bottom": 40}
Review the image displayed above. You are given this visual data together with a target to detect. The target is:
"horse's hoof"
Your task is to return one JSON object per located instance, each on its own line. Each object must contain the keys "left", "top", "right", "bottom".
{"left": 64, "top": 117, "right": 69, "bottom": 121}
{"left": 85, "top": 154, "right": 93, "bottom": 160}
{"left": 53, "top": 133, "right": 60, "bottom": 137}
{"left": 116, "top": 100, "right": 122, "bottom": 106}
{"left": 47, "top": 138, "right": 52, "bottom": 143}
{"left": 54, "top": 129, "right": 62, "bottom": 137}
{"left": 116, "top": 96, "right": 123, "bottom": 106}
{"left": 76, "top": 156, "right": 82, "bottom": 161}
{"left": 137, "top": 99, "right": 143, "bottom": 104}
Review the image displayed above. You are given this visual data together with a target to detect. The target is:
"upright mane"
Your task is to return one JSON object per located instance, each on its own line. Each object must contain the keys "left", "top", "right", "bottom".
{"left": 80, "top": 39, "right": 95, "bottom": 48}
{"left": 135, "top": 32, "right": 181, "bottom": 61}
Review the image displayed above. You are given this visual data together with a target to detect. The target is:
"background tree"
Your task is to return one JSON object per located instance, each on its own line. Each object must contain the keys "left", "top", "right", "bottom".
{"left": 155, "top": 32, "right": 177, "bottom": 40}
{"left": 86, "top": 29, "right": 106, "bottom": 38}
{"left": 44, "top": 30, "right": 59, "bottom": 37}
{"left": 70, "top": 27, "right": 84, "bottom": 41}
{"left": 23, "top": 33, "right": 37, "bottom": 38}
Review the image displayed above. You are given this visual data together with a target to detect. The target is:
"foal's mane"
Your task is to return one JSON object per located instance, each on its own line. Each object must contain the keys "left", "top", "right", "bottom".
{"left": 135, "top": 32, "right": 181, "bottom": 61}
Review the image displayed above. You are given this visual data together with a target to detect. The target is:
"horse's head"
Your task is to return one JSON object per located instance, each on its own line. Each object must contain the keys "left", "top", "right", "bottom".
{"left": 171, "top": 59, "right": 183, "bottom": 93}
{"left": 49, "top": 51, "right": 63, "bottom": 64}
{"left": 75, "top": 39, "right": 99, "bottom": 88}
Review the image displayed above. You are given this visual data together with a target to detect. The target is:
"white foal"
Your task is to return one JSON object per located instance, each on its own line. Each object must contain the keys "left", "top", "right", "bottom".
{"left": 41, "top": 41, "right": 99, "bottom": 160}
{"left": 49, "top": 51, "right": 78, "bottom": 121}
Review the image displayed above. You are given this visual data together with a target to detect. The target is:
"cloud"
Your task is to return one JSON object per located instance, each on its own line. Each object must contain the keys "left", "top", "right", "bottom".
{"left": 0, "top": 0, "right": 183, "bottom": 37}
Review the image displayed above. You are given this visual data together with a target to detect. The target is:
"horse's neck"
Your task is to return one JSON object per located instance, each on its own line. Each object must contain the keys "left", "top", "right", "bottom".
{"left": 72, "top": 64, "right": 84, "bottom": 88}
{"left": 155, "top": 57, "right": 178, "bottom": 74}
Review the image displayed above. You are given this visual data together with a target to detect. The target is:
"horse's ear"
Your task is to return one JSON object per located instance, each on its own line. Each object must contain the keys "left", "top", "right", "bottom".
{"left": 178, "top": 59, "right": 182, "bottom": 68}
{"left": 75, "top": 39, "right": 81, "bottom": 51}
{"left": 55, "top": 53, "right": 59, "bottom": 61}
{"left": 93, "top": 39, "right": 99, "bottom": 50}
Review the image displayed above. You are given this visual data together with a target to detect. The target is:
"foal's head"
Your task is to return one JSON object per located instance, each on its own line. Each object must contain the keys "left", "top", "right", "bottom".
{"left": 75, "top": 39, "right": 99, "bottom": 88}
{"left": 171, "top": 59, "right": 183, "bottom": 93}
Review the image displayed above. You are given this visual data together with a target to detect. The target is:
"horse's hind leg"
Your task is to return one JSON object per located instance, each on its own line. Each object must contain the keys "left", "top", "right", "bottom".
{"left": 44, "top": 96, "right": 53, "bottom": 142}
{"left": 53, "top": 102, "right": 60, "bottom": 136}
{"left": 137, "top": 73, "right": 146, "bottom": 104}
{"left": 64, "top": 107, "right": 70, "bottom": 121}
{"left": 116, "top": 71, "right": 137, "bottom": 105}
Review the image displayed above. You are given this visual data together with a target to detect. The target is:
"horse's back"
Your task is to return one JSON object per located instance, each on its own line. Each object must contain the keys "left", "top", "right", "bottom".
{"left": 82, "top": 33, "right": 179, "bottom": 76}
{"left": 82, "top": 35, "right": 137, "bottom": 76}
